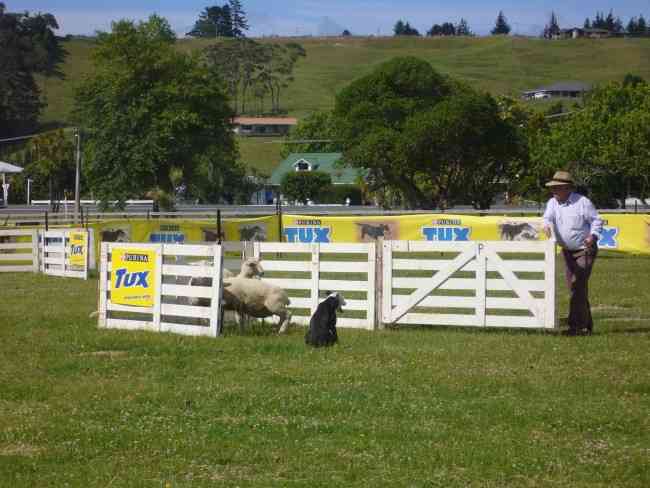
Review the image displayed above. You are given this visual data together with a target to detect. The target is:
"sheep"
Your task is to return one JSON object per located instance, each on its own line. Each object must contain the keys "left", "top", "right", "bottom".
{"left": 188, "top": 257, "right": 264, "bottom": 309}
{"left": 305, "top": 292, "right": 346, "bottom": 347}
{"left": 221, "top": 277, "right": 292, "bottom": 334}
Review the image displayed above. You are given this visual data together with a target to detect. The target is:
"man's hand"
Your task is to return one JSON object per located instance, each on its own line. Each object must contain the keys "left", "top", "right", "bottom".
{"left": 543, "top": 225, "right": 552, "bottom": 238}
{"left": 584, "top": 234, "right": 596, "bottom": 247}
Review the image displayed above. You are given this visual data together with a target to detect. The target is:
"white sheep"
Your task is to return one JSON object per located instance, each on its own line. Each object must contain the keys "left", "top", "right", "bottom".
{"left": 188, "top": 257, "right": 264, "bottom": 308}
{"left": 221, "top": 277, "right": 292, "bottom": 334}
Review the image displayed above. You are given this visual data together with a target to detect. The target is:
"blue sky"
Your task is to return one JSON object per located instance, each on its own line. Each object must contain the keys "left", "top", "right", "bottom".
{"left": 15, "top": 1, "right": 650, "bottom": 37}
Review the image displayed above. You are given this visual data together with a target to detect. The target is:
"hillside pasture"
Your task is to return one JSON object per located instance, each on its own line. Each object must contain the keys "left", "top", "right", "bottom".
{"left": 39, "top": 36, "right": 650, "bottom": 125}
{"left": 0, "top": 253, "right": 649, "bottom": 486}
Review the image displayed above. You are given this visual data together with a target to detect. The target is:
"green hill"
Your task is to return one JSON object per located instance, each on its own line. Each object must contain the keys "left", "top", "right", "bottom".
{"left": 37, "top": 35, "right": 650, "bottom": 171}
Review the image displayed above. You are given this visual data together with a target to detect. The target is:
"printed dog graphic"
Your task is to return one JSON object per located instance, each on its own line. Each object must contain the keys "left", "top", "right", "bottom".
{"left": 499, "top": 221, "right": 539, "bottom": 241}
{"left": 201, "top": 228, "right": 225, "bottom": 242}
{"left": 356, "top": 222, "right": 391, "bottom": 240}
{"left": 239, "top": 224, "right": 267, "bottom": 242}
{"left": 100, "top": 228, "right": 129, "bottom": 242}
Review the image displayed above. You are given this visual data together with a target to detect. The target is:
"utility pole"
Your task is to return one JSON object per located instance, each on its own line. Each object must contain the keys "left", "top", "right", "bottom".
{"left": 73, "top": 128, "right": 81, "bottom": 224}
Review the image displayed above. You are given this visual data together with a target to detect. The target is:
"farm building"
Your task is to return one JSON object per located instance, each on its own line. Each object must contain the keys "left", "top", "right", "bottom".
{"left": 521, "top": 81, "right": 592, "bottom": 100}
{"left": 556, "top": 27, "right": 613, "bottom": 39}
{"left": 269, "top": 153, "right": 362, "bottom": 186}
{"left": 266, "top": 153, "right": 366, "bottom": 204}
{"left": 232, "top": 116, "right": 297, "bottom": 136}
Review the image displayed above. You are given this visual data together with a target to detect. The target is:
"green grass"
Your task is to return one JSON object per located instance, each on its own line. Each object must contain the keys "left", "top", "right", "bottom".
{"left": 236, "top": 137, "right": 284, "bottom": 175}
{"left": 1, "top": 253, "right": 649, "bottom": 486}
{"left": 37, "top": 36, "right": 650, "bottom": 171}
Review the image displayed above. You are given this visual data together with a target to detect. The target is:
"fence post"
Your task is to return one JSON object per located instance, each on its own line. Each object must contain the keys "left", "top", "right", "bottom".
{"left": 544, "top": 239, "right": 557, "bottom": 329}
{"left": 243, "top": 241, "right": 254, "bottom": 260}
{"left": 374, "top": 238, "right": 383, "bottom": 330}
{"left": 210, "top": 243, "right": 224, "bottom": 337}
{"left": 98, "top": 242, "right": 109, "bottom": 328}
{"left": 31, "top": 229, "right": 39, "bottom": 273}
{"left": 310, "top": 243, "right": 320, "bottom": 315}
{"left": 381, "top": 240, "right": 392, "bottom": 327}
{"left": 152, "top": 245, "right": 163, "bottom": 332}
{"left": 216, "top": 209, "right": 222, "bottom": 244}
{"left": 475, "top": 242, "right": 487, "bottom": 327}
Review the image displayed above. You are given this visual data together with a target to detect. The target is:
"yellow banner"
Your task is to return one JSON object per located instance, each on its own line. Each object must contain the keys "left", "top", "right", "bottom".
{"left": 110, "top": 247, "right": 157, "bottom": 307}
{"left": 281, "top": 213, "right": 650, "bottom": 254}
{"left": 68, "top": 230, "right": 88, "bottom": 268}
{"left": 82, "top": 212, "right": 650, "bottom": 261}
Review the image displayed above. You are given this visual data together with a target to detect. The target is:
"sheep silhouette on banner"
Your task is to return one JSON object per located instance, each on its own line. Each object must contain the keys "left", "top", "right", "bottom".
{"left": 305, "top": 292, "right": 346, "bottom": 347}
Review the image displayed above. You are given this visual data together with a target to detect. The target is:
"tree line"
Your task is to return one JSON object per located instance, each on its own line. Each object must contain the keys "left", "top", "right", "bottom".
{"left": 281, "top": 61, "right": 650, "bottom": 210}
{"left": 544, "top": 9, "right": 650, "bottom": 38}
{"left": 393, "top": 12, "right": 508, "bottom": 37}
{"left": 186, "top": 0, "right": 249, "bottom": 38}
{"left": 0, "top": 2, "right": 66, "bottom": 138}
{"left": 204, "top": 38, "right": 305, "bottom": 115}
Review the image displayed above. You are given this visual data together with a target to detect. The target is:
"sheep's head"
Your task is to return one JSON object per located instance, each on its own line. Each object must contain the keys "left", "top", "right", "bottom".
{"left": 327, "top": 291, "right": 346, "bottom": 312}
{"left": 242, "top": 258, "right": 264, "bottom": 278}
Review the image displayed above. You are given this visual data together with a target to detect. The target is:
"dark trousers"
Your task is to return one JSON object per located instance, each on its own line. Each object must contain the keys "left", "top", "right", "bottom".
{"left": 562, "top": 246, "right": 598, "bottom": 332}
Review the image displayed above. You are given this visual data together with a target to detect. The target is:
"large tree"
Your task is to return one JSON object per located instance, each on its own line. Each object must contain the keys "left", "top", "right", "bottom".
{"left": 228, "top": 0, "right": 249, "bottom": 38}
{"left": 187, "top": 1, "right": 248, "bottom": 38}
{"left": 281, "top": 171, "right": 332, "bottom": 204}
{"left": 543, "top": 11, "right": 561, "bottom": 39}
{"left": 0, "top": 3, "right": 65, "bottom": 137}
{"left": 204, "top": 39, "right": 305, "bottom": 115}
{"left": 529, "top": 83, "right": 650, "bottom": 207}
{"left": 25, "top": 129, "right": 75, "bottom": 209}
{"left": 75, "top": 15, "right": 248, "bottom": 206}
{"left": 333, "top": 57, "right": 524, "bottom": 209}
{"left": 280, "top": 111, "right": 341, "bottom": 158}
{"left": 491, "top": 11, "right": 511, "bottom": 35}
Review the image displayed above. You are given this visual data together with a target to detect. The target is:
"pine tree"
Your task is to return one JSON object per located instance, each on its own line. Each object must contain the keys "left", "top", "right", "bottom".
{"left": 456, "top": 18, "right": 472, "bottom": 36}
{"left": 544, "top": 11, "right": 560, "bottom": 39}
{"left": 627, "top": 17, "right": 638, "bottom": 34}
{"left": 491, "top": 11, "right": 511, "bottom": 35}
{"left": 393, "top": 19, "right": 405, "bottom": 36}
{"left": 613, "top": 16, "right": 623, "bottom": 33}
{"left": 584, "top": 18, "right": 591, "bottom": 29}
{"left": 228, "top": 0, "right": 248, "bottom": 38}
{"left": 605, "top": 10, "right": 615, "bottom": 31}
{"left": 638, "top": 15, "right": 647, "bottom": 36}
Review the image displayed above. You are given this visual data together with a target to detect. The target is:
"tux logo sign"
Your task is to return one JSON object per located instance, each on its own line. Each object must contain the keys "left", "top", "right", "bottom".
{"left": 110, "top": 248, "right": 157, "bottom": 307}
{"left": 421, "top": 218, "right": 471, "bottom": 241}
{"left": 283, "top": 220, "right": 331, "bottom": 243}
{"left": 68, "top": 231, "right": 88, "bottom": 268}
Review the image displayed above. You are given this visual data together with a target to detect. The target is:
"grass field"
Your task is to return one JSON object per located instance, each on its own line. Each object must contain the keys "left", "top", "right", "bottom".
{"left": 35, "top": 36, "right": 650, "bottom": 172}
{"left": 1, "top": 253, "right": 649, "bottom": 486}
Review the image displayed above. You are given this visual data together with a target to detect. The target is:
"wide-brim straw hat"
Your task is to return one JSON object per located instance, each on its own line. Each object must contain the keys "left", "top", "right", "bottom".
{"left": 545, "top": 170, "right": 574, "bottom": 187}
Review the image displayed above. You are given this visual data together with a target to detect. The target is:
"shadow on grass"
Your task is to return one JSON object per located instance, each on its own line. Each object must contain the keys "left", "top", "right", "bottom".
{"left": 220, "top": 319, "right": 285, "bottom": 337}
{"left": 606, "top": 327, "right": 650, "bottom": 335}
{"left": 384, "top": 323, "right": 556, "bottom": 337}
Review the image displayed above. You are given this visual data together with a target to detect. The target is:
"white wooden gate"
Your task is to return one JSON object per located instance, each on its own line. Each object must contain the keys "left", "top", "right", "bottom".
{"left": 98, "top": 242, "right": 224, "bottom": 337}
{"left": 382, "top": 240, "right": 556, "bottom": 329}
{"left": 254, "top": 242, "right": 376, "bottom": 329}
{"left": 0, "top": 229, "right": 39, "bottom": 273}
{"left": 40, "top": 229, "right": 89, "bottom": 279}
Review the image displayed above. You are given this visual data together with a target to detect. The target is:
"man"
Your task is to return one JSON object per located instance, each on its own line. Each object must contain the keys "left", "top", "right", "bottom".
{"left": 542, "top": 170, "right": 603, "bottom": 336}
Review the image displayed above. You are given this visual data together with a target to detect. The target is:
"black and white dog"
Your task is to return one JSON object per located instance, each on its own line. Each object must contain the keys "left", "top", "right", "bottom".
{"left": 305, "top": 292, "right": 346, "bottom": 347}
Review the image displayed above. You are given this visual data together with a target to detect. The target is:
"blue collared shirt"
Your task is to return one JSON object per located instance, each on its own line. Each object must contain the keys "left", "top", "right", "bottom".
{"left": 543, "top": 192, "right": 603, "bottom": 250}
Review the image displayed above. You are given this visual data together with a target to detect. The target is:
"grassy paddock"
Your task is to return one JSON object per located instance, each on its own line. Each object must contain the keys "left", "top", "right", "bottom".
{"left": 1, "top": 253, "right": 649, "bottom": 486}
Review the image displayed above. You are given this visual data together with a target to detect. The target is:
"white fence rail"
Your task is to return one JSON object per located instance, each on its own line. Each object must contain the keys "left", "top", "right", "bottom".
{"left": 254, "top": 241, "right": 377, "bottom": 330}
{"left": 39, "top": 229, "right": 89, "bottom": 280}
{"left": 98, "top": 242, "right": 223, "bottom": 337}
{"left": 382, "top": 240, "right": 555, "bottom": 329}
{"left": 0, "top": 229, "right": 39, "bottom": 273}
